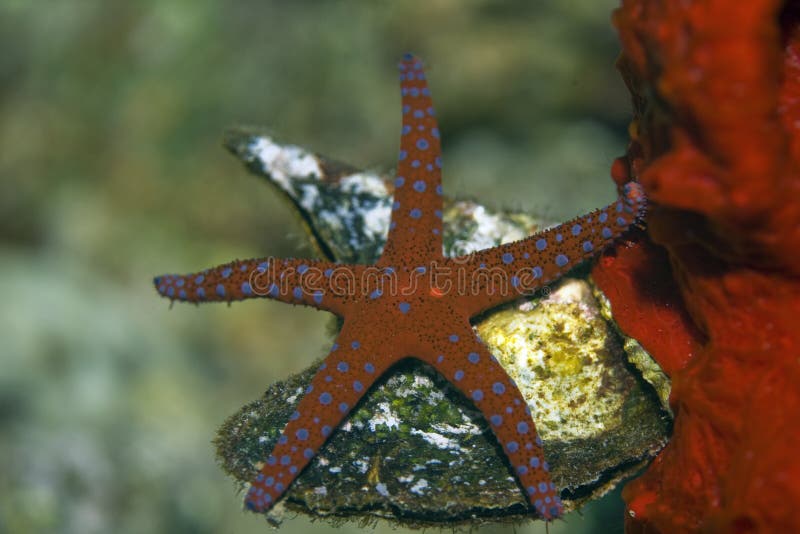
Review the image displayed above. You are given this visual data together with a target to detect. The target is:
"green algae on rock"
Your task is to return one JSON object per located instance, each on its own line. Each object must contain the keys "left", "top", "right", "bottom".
{"left": 215, "top": 131, "right": 671, "bottom": 525}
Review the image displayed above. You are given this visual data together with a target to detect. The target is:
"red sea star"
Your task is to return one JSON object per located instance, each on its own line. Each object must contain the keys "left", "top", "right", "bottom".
{"left": 154, "top": 53, "right": 646, "bottom": 521}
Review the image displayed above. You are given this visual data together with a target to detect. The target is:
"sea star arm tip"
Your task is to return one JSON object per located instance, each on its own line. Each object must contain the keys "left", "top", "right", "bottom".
{"left": 460, "top": 181, "right": 647, "bottom": 315}
{"left": 420, "top": 320, "right": 564, "bottom": 520}
{"left": 379, "top": 54, "right": 444, "bottom": 266}
{"left": 244, "top": 323, "right": 394, "bottom": 513}
{"left": 153, "top": 257, "right": 353, "bottom": 315}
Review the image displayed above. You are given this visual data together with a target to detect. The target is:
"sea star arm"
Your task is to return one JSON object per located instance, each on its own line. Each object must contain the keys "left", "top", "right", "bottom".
{"left": 378, "top": 54, "right": 444, "bottom": 267}
{"left": 459, "top": 182, "right": 646, "bottom": 315}
{"left": 153, "top": 257, "right": 355, "bottom": 316}
{"left": 415, "top": 319, "right": 563, "bottom": 520}
{"left": 244, "top": 321, "right": 396, "bottom": 512}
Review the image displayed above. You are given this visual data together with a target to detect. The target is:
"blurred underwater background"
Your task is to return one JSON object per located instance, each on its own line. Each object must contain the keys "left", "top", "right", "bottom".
{"left": 0, "top": 1, "right": 633, "bottom": 532}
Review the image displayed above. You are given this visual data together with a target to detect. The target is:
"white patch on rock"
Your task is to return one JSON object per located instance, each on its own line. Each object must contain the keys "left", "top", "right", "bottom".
{"left": 249, "top": 137, "right": 322, "bottom": 192}
{"left": 318, "top": 210, "right": 345, "bottom": 233}
{"left": 360, "top": 202, "right": 391, "bottom": 243}
{"left": 409, "top": 478, "right": 429, "bottom": 495}
{"left": 298, "top": 183, "right": 321, "bottom": 212}
{"left": 410, "top": 429, "right": 460, "bottom": 450}
{"left": 353, "top": 458, "right": 369, "bottom": 474}
{"left": 431, "top": 422, "right": 481, "bottom": 435}
{"left": 545, "top": 278, "right": 597, "bottom": 316}
{"left": 339, "top": 172, "right": 389, "bottom": 197}
{"left": 368, "top": 402, "right": 401, "bottom": 431}
{"left": 413, "top": 375, "right": 433, "bottom": 388}
{"left": 396, "top": 375, "right": 434, "bottom": 398}
{"left": 452, "top": 204, "right": 529, "bottom": 255}
{"left": 426, "top": 389, "right": 445, "bottom": 404}
{"left": 375, "top": 482, "right": 390, "bottom": 497}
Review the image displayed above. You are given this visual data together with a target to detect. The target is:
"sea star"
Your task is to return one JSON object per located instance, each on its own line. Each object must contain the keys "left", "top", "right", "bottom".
{"left": 154, "top": 53, "right": 646, "bottom": 521}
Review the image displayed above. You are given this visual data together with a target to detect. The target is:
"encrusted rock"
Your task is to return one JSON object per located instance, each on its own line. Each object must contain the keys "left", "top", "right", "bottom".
{"left": 215, "top": 131, "right": 671, "bottom": 526}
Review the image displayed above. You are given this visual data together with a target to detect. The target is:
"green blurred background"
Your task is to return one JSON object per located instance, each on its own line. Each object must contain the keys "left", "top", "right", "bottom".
{"left": 0, "top": 1, "right": 633, "bottom": 532}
